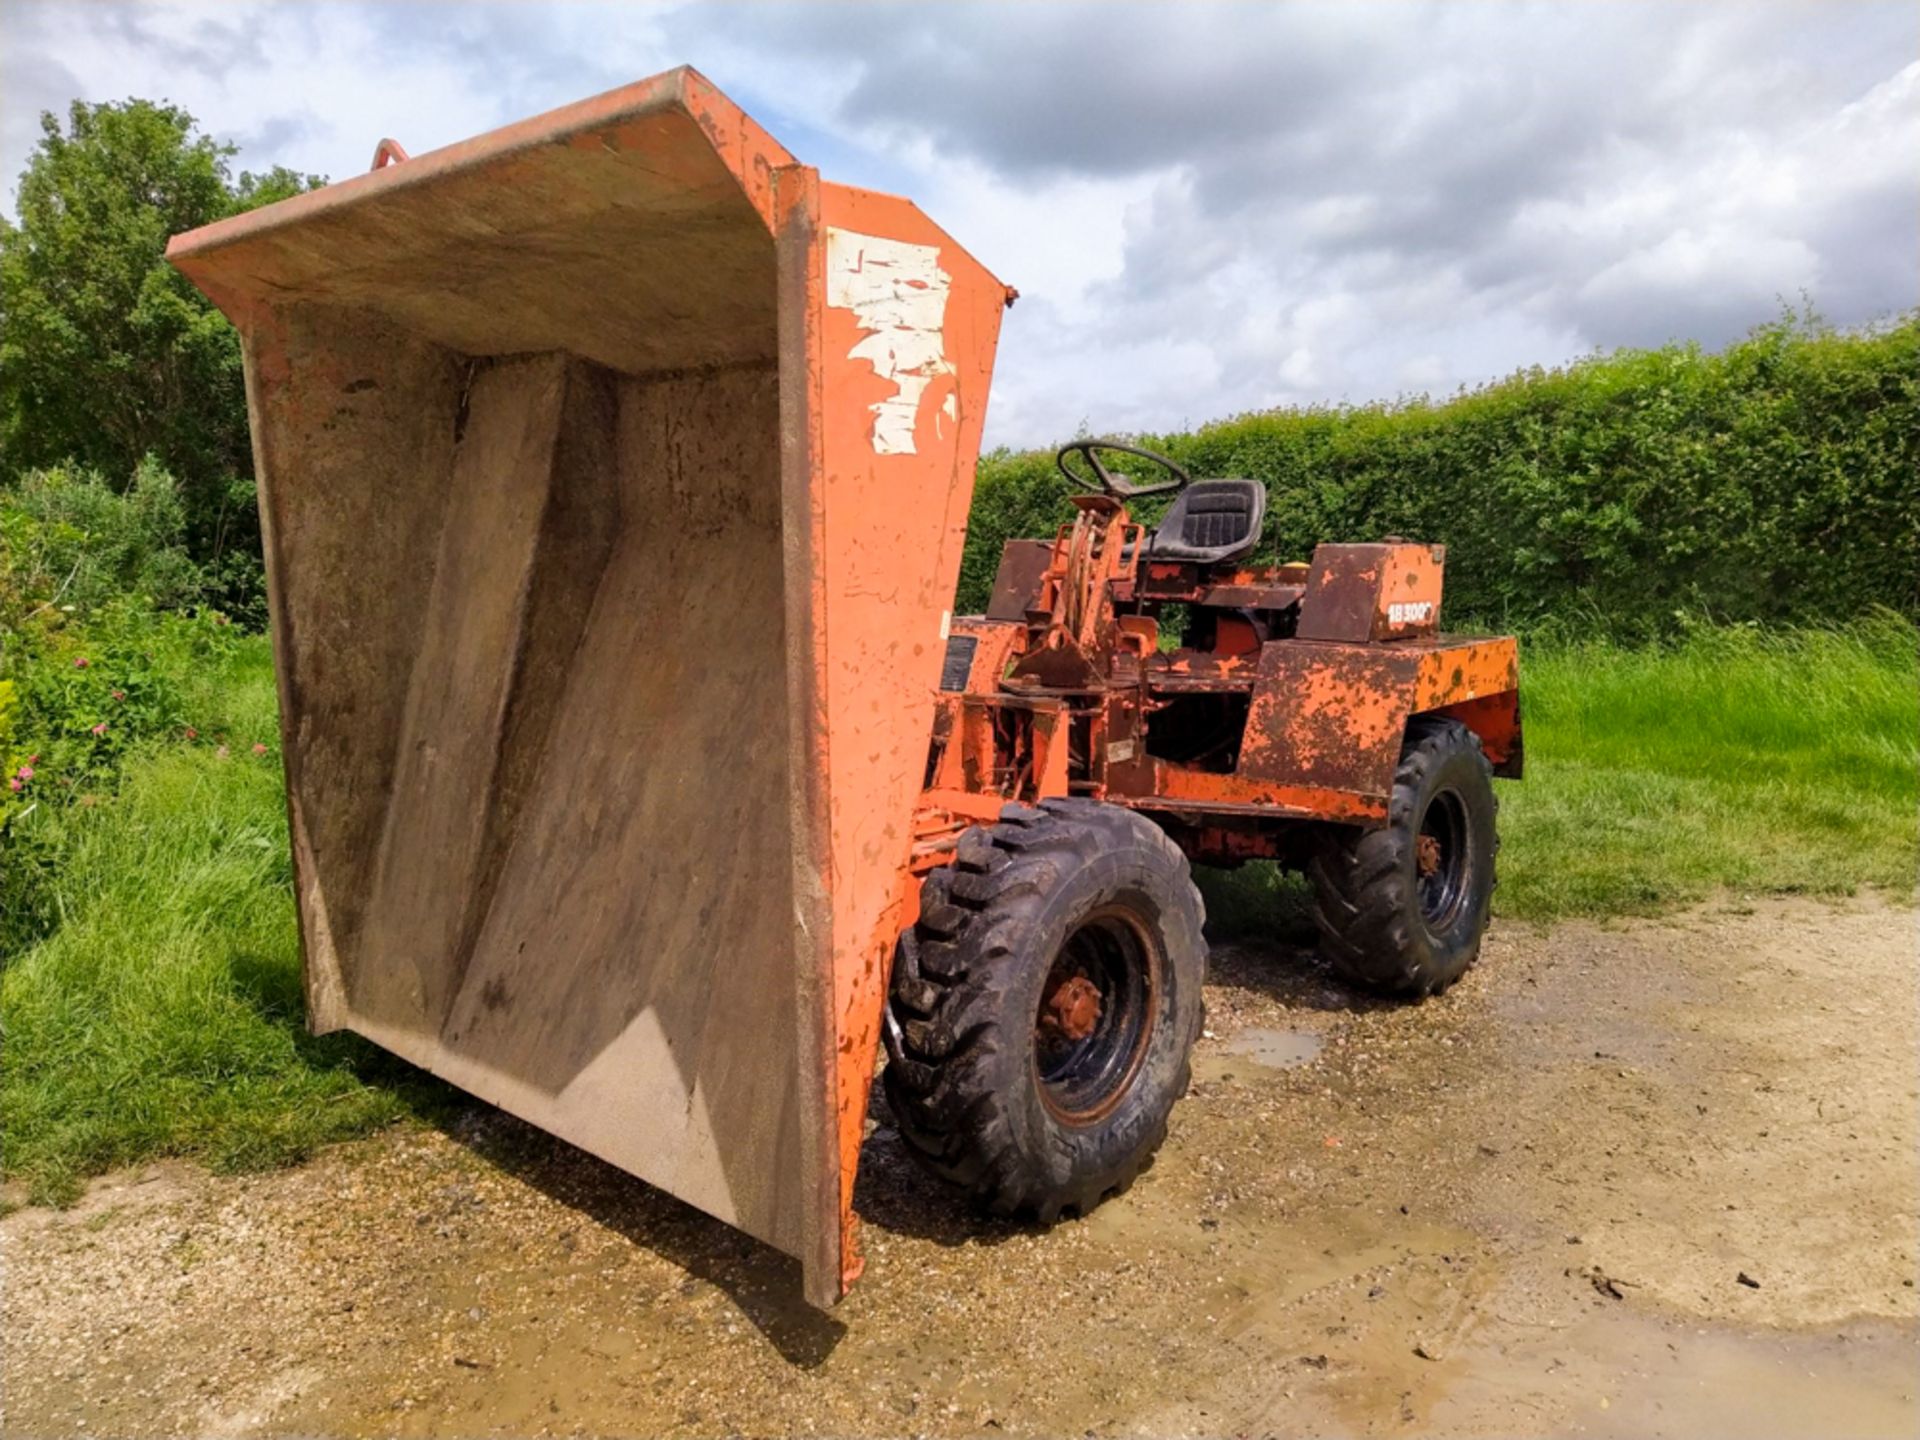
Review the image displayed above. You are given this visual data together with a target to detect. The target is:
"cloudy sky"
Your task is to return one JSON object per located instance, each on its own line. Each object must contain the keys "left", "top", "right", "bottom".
{"left": 3, "top": 1, "right": 1914, "bottom": 447}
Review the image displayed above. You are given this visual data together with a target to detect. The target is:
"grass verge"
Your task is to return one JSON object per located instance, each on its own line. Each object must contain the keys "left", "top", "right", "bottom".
{"left": 3, "top": 619, "right": 1915, "bottom": 1205}
{"left": 1201, "top": 614, "right": 1919, "bottom": 933}
{"left": 1, "top": 638, "right": 448, "bottom": 1205}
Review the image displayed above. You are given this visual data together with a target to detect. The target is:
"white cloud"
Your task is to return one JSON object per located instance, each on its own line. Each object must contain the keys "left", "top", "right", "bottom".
{"left": 3, "top": 0, "right": 1913, "bottom": 448}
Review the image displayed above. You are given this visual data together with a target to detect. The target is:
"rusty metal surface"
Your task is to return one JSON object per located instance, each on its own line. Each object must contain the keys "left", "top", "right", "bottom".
{"left": 985, "top": 539, "right": 1054, "bottom": 621}
{"left": 1295, "top": 543, "right": 1446, "bottom": 643}
{"left": 1135, "top": 560, "right": 1310, "bottom": 606}
{"left": 1007, "top": 501, "right": 1141, "bottom": 691}
{"left": 1240, "top": 635, "right": 1520, "bottom": 801}
{"left": 1144, "top": 650, "right": 1261, "bottom": 692}
{"left": 1198, "top": 579, "right": 1307, "bottom": 610}
{"left": 1040, "top": 973, "right": 1103, "bottom": 1042}
{"left": 169, "top": 67, "right": 1008, "bottom": 1309}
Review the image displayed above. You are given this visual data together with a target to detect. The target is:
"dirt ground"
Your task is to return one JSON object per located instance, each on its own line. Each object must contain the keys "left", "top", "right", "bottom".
{"left": 4, "top": 895, "right": 1915, "bottom": 1439}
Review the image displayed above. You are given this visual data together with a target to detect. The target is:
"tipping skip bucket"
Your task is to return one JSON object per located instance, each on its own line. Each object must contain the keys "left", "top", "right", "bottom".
{"left": 167, "top": 67, "right": 1008, "bottom": 1305}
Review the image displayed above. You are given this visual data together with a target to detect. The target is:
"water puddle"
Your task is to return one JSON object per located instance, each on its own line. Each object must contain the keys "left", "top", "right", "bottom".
{"left": 1195, "top": 1025, "right": 1326, "bottom": 1084}
{"left": 1223, "top": 1026, "right": 1324, "bottom": 1069}
{"left": 1421, "top": 1306, "right": 1919, "bottom": 1439}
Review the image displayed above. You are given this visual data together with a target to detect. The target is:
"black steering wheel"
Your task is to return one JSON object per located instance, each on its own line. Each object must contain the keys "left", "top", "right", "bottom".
{"left": 1056, "top": 439, "right": 1191, "bottom": 500}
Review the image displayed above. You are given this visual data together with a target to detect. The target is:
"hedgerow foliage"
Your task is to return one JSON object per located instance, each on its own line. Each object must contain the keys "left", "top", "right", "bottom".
{"left": 0, "top": 461, "right": 246, "bottom": 953}
{"left": 961, "top": 313, "right": 1919, "bottom": 637}
{"left": 0, "top": 99, "right": 320, "bottom": 621}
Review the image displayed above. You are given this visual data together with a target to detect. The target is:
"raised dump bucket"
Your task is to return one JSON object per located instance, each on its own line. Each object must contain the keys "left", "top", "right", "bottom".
{"left": 167, "top": 67, "right": 1008, "bottom": 1306}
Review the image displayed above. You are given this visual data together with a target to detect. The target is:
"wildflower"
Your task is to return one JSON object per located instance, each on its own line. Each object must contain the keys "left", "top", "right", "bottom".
{"left": 252, "top": 742, "right": 269, "bottom": 756}
{"left": 91, "top": 722, "right": 108, "bottom": 736}
{"left": 72, "top": 656, "right": 89, "bottom": 669}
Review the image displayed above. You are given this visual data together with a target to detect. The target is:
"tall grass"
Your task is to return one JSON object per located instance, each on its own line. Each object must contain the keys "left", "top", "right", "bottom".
{"left": 1497, "top": 614, "right": 1917, "bottom": 918}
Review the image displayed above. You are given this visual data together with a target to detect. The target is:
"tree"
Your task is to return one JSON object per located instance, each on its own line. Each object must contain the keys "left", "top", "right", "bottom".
{"left": 0, "top": 99, "right": 321, "bottom": 616}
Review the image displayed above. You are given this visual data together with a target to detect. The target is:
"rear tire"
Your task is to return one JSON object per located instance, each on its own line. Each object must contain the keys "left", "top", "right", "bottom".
{"left": 882, "top": 799, "right": 1206, "bottom": 1221}
{"left": 1309, "top": 718, "right": 1497, "bottom": 997}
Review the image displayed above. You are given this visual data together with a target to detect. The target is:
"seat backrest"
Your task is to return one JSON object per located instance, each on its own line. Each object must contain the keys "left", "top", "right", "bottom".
{"left": 1149, "top": 479, "right": 1267, "bottom": 565}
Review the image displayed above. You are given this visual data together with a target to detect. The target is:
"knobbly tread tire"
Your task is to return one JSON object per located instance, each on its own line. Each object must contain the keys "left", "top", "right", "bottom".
{"left": 1309, "top": 718, "right": 1499, "bottom": 998}
{"left": 881, "top": 798, "right": 1207, "bottom": 1222}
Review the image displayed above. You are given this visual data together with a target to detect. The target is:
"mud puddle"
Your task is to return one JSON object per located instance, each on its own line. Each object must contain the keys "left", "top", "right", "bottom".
{"left": 1426, "top": 1305, "right": 1917, "bottom": 1440}
{"left": 4, "top": 896, "right": 1914, "bottom": 1438}
{"left": 1200, "top": 1024, "right": 1326, "bottom": 1077}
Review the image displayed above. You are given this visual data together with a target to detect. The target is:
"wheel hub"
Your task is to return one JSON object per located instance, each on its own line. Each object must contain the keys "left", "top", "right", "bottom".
{"left": 1040, "top": 973, "right": 1103, "bottom": 1042}
{"left": 1416, "top": 832, "right": 1443, "bottom": 877}
{"left": 1416, "top": 788, "right": 1470, "bottom": 927}
{"left": 1032, "top": 908, "right": 1163, "bottom": 1125}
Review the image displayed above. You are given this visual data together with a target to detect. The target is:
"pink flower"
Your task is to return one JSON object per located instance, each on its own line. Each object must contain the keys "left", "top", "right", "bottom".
{"left": 111, "top": 689, "right": 126, "bottom": 702}
{"left": 184, "top": 728, "right": 198, "bottom": 740}
{"left": 90, "top": 722, "right": 108, "bottom": 736}
{"left": 72, "top": 656, "right": 89, "bottom": 669}
{"left": 251, "top": 743, "right": 268, "bottom": 756}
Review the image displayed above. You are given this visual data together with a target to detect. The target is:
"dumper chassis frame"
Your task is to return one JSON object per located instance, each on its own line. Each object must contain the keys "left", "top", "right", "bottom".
{"left": 880, "top": 442, "right": 1521, "bottom": 1227}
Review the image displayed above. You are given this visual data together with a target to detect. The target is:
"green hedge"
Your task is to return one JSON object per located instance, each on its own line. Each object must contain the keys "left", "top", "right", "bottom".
{"left": 960, "top": 314, "right": 1919, "bottom": 637}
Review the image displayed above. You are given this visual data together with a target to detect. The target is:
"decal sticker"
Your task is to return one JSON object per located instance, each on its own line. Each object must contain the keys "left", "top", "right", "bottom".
{"left": 1388, "top": 600, "right": 1434, "bottom": 627}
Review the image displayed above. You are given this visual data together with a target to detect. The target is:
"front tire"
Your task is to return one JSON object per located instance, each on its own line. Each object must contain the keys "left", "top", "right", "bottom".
{"left": 1309, "top": 718, "right": 1498, "bottom": 996}
{"left": 882, "top": 799, "right": 1207, "bottom": 1221}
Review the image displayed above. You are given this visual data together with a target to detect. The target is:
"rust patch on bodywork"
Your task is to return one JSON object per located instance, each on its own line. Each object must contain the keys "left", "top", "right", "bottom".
{"left": 1240, "top": 635, "right": 1519, "bottom": 802}
{"left": 985, "top": 539, "right": 1055, "bottom": 622}
{"left": 1296, "top": 543, "right": 1444, "bottom": 643}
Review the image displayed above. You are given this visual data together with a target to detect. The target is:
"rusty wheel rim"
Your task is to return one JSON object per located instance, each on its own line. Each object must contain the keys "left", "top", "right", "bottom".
{"left": 1033, "top": 905, "right": 1162, "bottom": 1125}
{"left": 1416, "top": 788, "right": 1470, "bottom": 929}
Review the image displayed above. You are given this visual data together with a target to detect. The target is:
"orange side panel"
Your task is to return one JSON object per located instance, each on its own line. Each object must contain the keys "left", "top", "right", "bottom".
{"left": 1239, "top": 635, "right": 1518, "bottom": 803}
{"left": 807, "top": 182, "right": 1008, "bottom": 1300}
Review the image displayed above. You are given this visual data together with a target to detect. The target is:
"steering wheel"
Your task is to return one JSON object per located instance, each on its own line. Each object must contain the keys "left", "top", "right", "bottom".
{"left": 1055, "top": 440, "right": 1191, "bottom": 500}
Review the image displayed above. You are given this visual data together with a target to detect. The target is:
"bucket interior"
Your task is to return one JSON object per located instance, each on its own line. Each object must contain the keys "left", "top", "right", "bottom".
{"left": 236, "top": 107, "right": 816, "bottom": 1255}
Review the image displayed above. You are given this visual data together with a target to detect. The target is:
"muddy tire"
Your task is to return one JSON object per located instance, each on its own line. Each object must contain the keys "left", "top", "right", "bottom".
{"left": 1309, "top": 718, "right": 1497, "bottom": 997}
{"left": 881, "top": 798, "right": 1207, "bottom": 1221}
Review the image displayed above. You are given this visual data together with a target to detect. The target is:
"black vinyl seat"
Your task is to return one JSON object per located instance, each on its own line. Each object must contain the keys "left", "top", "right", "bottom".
{"left": 1149, "top": 479, "right": 1266, "bottom": 565}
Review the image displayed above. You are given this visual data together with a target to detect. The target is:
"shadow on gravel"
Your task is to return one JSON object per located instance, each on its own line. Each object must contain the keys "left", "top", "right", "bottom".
{"left": 1197, "top": 861, "right": 1405, "bottom": 1014}
{"left": 1204, "top": 935, "right": 1403, "bottom": 1015}
{"left": 395, "top": 866, "right": 1391, "bottom": 1371}
{"left": 436, "top": 1108, "right": 848, "bottom": 1368}
{"left": 855, "top": 1072, "right": 1039, "bottom": 1251}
